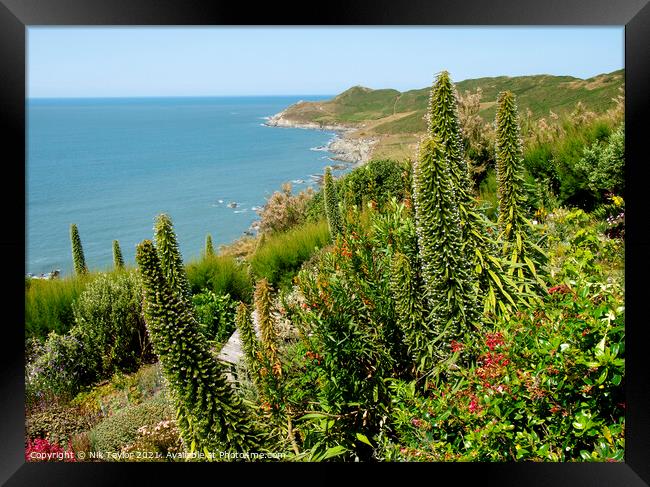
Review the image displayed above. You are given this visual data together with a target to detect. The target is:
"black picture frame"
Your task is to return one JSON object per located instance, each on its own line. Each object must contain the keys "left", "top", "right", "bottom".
{"left": 2, "top": 0, "right": 648, "bottom": 484}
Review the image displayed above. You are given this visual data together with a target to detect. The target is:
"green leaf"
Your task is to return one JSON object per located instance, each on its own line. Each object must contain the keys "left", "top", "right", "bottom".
{"left": 356, "top": 433, "right": 373, "bottom": 447}
{"left": 320, "top": 445, "right": 347, "bottom": 461}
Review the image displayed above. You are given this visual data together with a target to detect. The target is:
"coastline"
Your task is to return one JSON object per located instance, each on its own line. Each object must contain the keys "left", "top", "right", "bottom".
{"left": 264, "top": 109, "right": 378, "bottom": 167}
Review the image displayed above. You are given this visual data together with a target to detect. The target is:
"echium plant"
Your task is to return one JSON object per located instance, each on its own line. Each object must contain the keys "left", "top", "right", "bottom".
{"left": 205, "top": 234, "right": 214, "bottom": 257}
{"left": 235, "top": 302, "right": 261, "bottom": 390}
{"left": 70, "top": 224, "right": 88, "bottom": 275}
{"left": 412, "top": 134, "right": 480, "bottom": 363}
{"left": 428, "top": 71, "right": 520, "bottom": 317}
{"left": 154, "top": 213, "right": 192, "bottom": 302}
{"left": 254, "top": 278, "right": 283, "bottom": 415}
{"left": 495, "top": 91, "right": 544, "bottom": 291}
{"left": 389, "top": 251, "right": 429, "bottom": 371}
{"left": 323, "top": 167, "right": 344, "bottom": 238}
{"left": 112, "top": 240, "right": 124, "bottom": 269}
{"left": 136, "top": 239, "right": 262, "bottom": 455}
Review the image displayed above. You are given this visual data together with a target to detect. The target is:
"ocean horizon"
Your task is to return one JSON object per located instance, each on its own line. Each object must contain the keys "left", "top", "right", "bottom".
{"left": 26, "top": 95, "right": 340, "bottom": 277}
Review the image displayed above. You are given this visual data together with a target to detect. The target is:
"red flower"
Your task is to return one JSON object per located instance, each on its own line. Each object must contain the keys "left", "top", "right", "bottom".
{"left": 548, "top": 284, "right": 571, "bottom": 295}
{"left": 468, "top": 396, "right": 480, "bottom": 414}
{"left": 450, "top": 340, "right": 464, "bottom": 353}
{"left": 485, "top": 332, "right": 505, "bottom": 350}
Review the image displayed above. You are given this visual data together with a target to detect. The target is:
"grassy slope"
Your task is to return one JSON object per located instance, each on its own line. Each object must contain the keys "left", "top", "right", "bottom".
{"left": 278, "top": 70, "right": 624, "bottom": 160}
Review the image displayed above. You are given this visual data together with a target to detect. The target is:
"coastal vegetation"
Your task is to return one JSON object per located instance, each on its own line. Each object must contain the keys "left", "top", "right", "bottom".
{"left": 25, "top": 69, "right": 624, "bottom": 463}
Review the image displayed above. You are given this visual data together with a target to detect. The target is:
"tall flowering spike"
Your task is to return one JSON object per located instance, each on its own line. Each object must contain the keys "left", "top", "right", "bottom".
{"left": 429, "top": 71, "right": 520, "bottom": 317}
{"left": 254, "top": 278, "right": 279, "bottom": 372}
{"left": 135, "top": 240, "right": 262, "bottom": 454}
{"left": 427, "top": 70, "right": 472, "bottom": 194}
{"left": 389, "top": 251, "right": 430, "bottom": 370}
{"left": 412, "top": 135, "right": 480, "bottom": 355}
{"left": 205, "top": 234, "right": 214, "bottom": 257}
{"left": 495, "top": 90, "right": 527, "bottom": 243}
{"left": 154, "top": 213, "right": 192, "bottom": 302}
{"left": 235, "top": 302, "right": 261, "bottom": 388}
{"left": 112, "top": 240, "right": 124, "bottom": 269}
{"left": 323, "top": 167, "right": 344, "bottom": 238}
{"left": 70, "top": 224, "right": 88, "bottom": 275}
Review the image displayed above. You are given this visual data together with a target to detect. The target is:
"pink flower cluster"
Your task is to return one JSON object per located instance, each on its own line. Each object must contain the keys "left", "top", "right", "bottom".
{"left": 25, "top": 437, "right": 76, "bottom": 462}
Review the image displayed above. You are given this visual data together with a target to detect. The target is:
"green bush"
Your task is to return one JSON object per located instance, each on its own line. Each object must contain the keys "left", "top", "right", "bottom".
{"left": 25, "top": 331, "right": 95, "bottom": 405}
{"left": 72, "top": 270, "right": 149, "bottom": 377}
{"left": 26, "top": 406, "right": 96, "bottom": 445}
{"left": 575, "top": 124, "right": 624, "bottom": 200}
{"left": 339, "top": 159, "right": 409, "bottom": 210}
{"left": 89, "top": 395, "right": 174, "bottom": 453}
{"left": 250, "top": 219, "right": 330, "bottom": 287}
{"left": 383, "top": 277, "right": 624, "bottom": 461}
{"left": 186, "top": 254, "right": 252, "bottom": 303}
{"left": 25, "top": 274, "right": 91, "bottom": 340}
{"left": 191, "top": 289, "right": 238, "bottom": 343}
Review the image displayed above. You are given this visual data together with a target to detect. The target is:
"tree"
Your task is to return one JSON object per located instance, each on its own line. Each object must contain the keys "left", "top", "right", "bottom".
{"left": 154, "top": 214, "right": 192, "bottom": 302}
{"left": 113, "top": 240, "right": 125, "bottom": 269}
{"left": 323, "top": 167, "right": 343, "bottom": 238}
{"left": 70, "top": 224, "right": 87, "bottom": 276}
{"left": 135, "top": 239, "right": 262, "bottom": 454}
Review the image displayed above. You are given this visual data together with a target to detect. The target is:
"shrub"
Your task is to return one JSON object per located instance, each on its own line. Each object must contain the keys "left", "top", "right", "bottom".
{"left": 575, "top": 124, "right": 625, "bottom": 200}
{"left": 121, "top": 419, "right": 183, "bottom": 461}
{"left": 191, "top": 289, "right": 238, "bottom": 343}
{"left": 186, "top": 253, "right": 253, "bottom": 302}
{"left": 26, "top": 437, "right": 76, "bottom": 462}
{"left": 71, "top": 363, "right": 166, "bottom": 419}
{"left": 25, "top": 331, "right": 94, "bottom": 405}
{"left": 383, "top": 278, "right": 624, "bottom": 462}
{"left": 338, "top": 159, "right": 409, "bottom": 209}
{"left": 72, "top": 270, "right": 149, "bottom": 377}
{"left": 258, "top": 183, "right": 314, "bottom": 235}
{"left": 89, "top": 395, "right": 175, "bottom": 453}
{"left": 26, "top": 406, "right": 96, "bottom": 445}
{"left": 250, "top": 219, "right": 330, "bottom": 287}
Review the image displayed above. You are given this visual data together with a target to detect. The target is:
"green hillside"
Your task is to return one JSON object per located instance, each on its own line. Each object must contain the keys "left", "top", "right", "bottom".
{"left": 280, "top": 69, "right": 624, "bottom": 136}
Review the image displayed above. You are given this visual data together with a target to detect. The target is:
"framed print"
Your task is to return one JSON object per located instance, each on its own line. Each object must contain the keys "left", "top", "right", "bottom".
{"left": 2, "top": 0, "right": 649, "bottom": 484}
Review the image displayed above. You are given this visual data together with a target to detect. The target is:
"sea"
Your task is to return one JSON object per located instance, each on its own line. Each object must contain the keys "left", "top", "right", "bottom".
{"left": 26, "top": 96, "right": 340, "bottom": 277}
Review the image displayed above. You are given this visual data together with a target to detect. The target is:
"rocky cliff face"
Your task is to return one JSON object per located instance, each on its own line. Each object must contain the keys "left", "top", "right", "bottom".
{"left": 265, "top": 110, "right": 378, "bottom": 165}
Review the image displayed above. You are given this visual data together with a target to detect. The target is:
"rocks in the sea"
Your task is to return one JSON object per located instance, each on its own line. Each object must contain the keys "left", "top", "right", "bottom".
{"left": 228, "top": 202, "right": 238, "bottom": 208}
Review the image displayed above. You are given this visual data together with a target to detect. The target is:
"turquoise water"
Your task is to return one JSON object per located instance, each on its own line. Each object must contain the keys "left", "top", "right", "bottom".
{"left": 27, "top": 96, "right": 337, "bottom": 276}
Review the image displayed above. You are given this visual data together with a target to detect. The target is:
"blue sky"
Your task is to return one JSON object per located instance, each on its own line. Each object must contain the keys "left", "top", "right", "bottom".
{"left": 28, "top": 27, "right": 624, "bottom": 98}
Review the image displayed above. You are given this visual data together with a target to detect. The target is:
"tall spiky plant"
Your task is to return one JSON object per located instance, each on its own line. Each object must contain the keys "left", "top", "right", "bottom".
{"left": 389, "top": 251, "right": 429, "bottom": 371}
{"left": 427, "top": 71, "right": 520, "bottom": 317}
{"left": 154, "top": 213, "right": 192, "bottom": 302}
{"left": 235, "top": 302, "right": 261, "bottom": 389}
{"left": 205, "top": 234, "right": 214, "bottom": 257}
{"left": 495, "top": 90, "right": 543, "bottom": 293}
{"left": 70, "top": 224, "right": 87, "bottom": 276}
{"left": 323, "top": 167, "right": 343, "bottom": 238}
{"left": 254, "top": 279, "right": 279, "bottom": 375}
{"left": 412, "top": 135, "right": 480, "bottom": 359}
{"left": 112, "top": 240, "right": 124, "bottom": 269}
{"left": 135, "top": 240, "right": 262, "bottom": 454}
